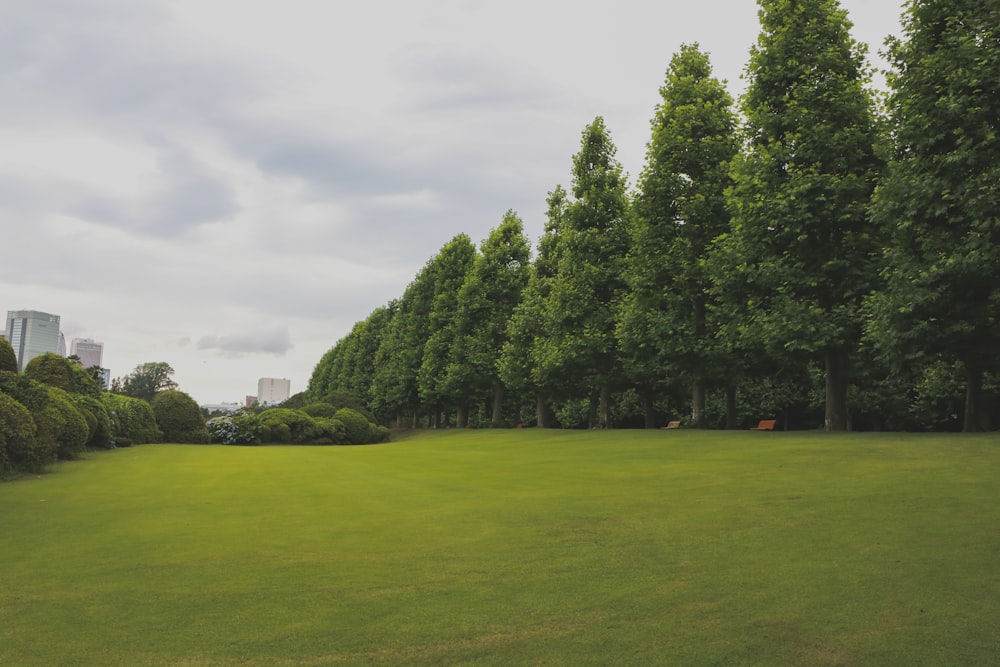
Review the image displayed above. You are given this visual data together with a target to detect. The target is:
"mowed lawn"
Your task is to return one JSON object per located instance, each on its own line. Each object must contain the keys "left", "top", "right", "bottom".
{"left": 2, "top": 430, "right": 999, "bottom": 666}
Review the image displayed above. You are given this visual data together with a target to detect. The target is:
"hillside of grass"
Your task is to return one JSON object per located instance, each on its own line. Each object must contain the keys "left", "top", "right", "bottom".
{"left": 2, "top": 429, "right": 998, "bottom": 665}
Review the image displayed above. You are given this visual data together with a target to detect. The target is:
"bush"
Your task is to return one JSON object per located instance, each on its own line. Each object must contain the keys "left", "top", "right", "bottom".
{"left": 72, "top": 395, "right": 113, "bottom": 449}
{"left": 36, "top": 387, "right": 89, "bottom": 461}
{"left": 314, "top": 417, "right": 347, "bottom": 444}
{"left": 321, "top": 391, "right": 378, "bottom": 423}
{"left": 0, "top": 392, "right": 38, "bottom": 472}
{"left": 207, "top": 410, "right": 261, "bottom": 445}
{"left": 370, "top": 423, "right": 391, "bottom": 443}
{"left": 102, "top": 393, "right": 163, "bottom": 445}
{"left": 0, "top": 338, "right": 17, "bottom": 373}
{"left": 0, "top": 371, "right": 49, "bottom": 413}
{"left": 152, "top": 390, "right": 210, "bottom": 444}
{"left": 24, "top": 353, "right": 102, "bottom": 398}
{"left": 302, "top": 402, "right": 338, "bottom": 419}
{"left": 334, "top": 408, "right": 372, "bottom": 444}
{"left": 258, "top": 408, "right": 318, "bottom": 444}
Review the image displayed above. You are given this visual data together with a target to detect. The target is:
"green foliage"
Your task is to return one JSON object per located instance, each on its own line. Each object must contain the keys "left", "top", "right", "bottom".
{"left": 619, "top": 44, "right": 738, "bottom": 427}
{"left": 72, "top": 394, "right": 113, "bottom": 449}
{"left": 113, "top": 362, "right": 178, "bottom": 402}
{"left": 334, "top": 408, "right": 373, "bottom": 445}
{"left": 207, "top": 410, "right": 262, "bottom": 445}
{"left": 36, "top": 386, "right": 89, "bottom": 461}
{"left": 0, "top": 337, "right": 19, "bottom": 373}
{"left": 313, "top": 417, "right": 347, "bottom": 444}
{"left": 24, "top": 353, "right": 103, "bottom": 398}
{"left": 416, "top": 233, "right": 477, "bottom": 422}
{"left": 102, "top": 393, "right": 163, "bottom": 446}
{"left": 301, "top": 402, "right": 337, "bottom": 419}
{"left": 445, "top": 210, "right": 532, "bottom": 427}
{"left": 717, "top": 0, "right": 883, "bottom": 430}
{"left": 0, "top": 391, "right": 38, "bottom": 472}
{"left": 0, "top": 370, "right": 49, "bottom": 413}
{"left": 534, "top": 117, "right": 631, "bottom": 427}
{"left": 868, "top": 0, "right": 1000, "bottom": 431}
{"left": 152, "top": 390, "right": 210, "bottom": 444}
{"left": 257, "top": 408, "right": 318, "bottom": 444}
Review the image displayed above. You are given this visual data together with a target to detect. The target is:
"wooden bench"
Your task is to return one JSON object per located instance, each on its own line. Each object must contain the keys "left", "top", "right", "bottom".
{"left": 661, "top": 420, "right": 681, "bottom": 430}
{"left": 750, "top": 419, "right": 776, "bottom": 431}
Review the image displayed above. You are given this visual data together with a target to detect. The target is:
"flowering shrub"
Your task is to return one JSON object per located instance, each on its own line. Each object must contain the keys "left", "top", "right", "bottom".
{"left": 207, "top": 410, "right": 261, "bottom": 445}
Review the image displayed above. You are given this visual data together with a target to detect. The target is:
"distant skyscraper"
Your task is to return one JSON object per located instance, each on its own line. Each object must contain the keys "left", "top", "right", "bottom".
{"left": 57, "top": 332, "right": 66, "bottom": 357}
{"left": 257, "top": 378, "right": 290, "bottom": 405}
{"left": 5, "top": 310, "right": 61, "bottom": 371}
{"left": 70, "top": 338, "right": 104, "bottom": 369}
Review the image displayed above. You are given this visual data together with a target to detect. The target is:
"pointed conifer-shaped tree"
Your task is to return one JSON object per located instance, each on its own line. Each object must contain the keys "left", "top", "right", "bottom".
{"left": 533, "top": 117, "right": 630, "bottom": 428}
{"left": 720, "top": 0, "right": 883, "bottom": 430}
{"left": 868, "top": 0, "right": 1000, "bottom": 432}
{"left": 619, "top": 44, "right": 739, "bottom": 428}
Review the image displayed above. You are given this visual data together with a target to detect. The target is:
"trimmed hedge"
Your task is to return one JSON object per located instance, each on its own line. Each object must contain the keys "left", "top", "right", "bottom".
{"left": 0, "top": 338, "right": 17, "bottom": 373}
{"left": 37, "top": 386, "right": 88, "bottom": 460}
{"left": 152, "top": 390, "right": 210, "bottom": 444}
{"left": 258, "top": 408, "right": 318, "bottom": 444}
{"left": 0, "top": 392, "right": 38, "bottom": 472}
{"left": 103, "top": 393, "right": 163, "bottom": 446}
{"left": 333, "top": 408, "right": 372, "bottom": 444}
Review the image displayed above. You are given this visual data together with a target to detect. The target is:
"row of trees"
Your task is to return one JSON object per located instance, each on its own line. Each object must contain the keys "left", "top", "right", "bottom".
{"left": 309, "top": 0, "right": 998, "bottom": 432}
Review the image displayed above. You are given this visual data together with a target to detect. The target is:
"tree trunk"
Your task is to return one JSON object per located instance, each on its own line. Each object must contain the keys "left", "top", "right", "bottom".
{"left": 588, "top": 394, "right": 598, "bottom": 429}
{"left": 642, "top": 391, "right": 658, "bottom": 429}
{"left": 691, "top": 381, "right": 706, "bottom": 429}
{"left": 491, "top": 382, "right": 505, "bottom": 428}
{"left": 456, "top": 404, "right": 468, "bottom": 429}
{"left": 598, "top": 385, "right": 612, "bottom": 429}
{"left": 962, "top": 361, "right": 986, "bottom": 433}
{"left": 536, "top": 394, "right": 549, "bottom": 428}
{"left": 725, "top": 385, "right": 737, "bottom": 429}
{"left": 411, "top": 409, "right": 419, "bottom": 430}
{"left": 824, "top": 348, "right": 849, "bottom": 431}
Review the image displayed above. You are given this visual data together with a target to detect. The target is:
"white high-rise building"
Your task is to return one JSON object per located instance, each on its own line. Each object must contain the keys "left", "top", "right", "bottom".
{"left": 257, "top": 377, "right": 290, "bottom": 405}
{"left": 70, "top": 338, "right": 104, "bottom": 369}
{"left": 5, "top": 310, "right": 61, "bottom": 371}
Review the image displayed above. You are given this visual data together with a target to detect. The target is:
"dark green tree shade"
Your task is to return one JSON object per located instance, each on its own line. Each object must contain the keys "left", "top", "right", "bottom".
{"left": 619, "top": 44, "right": 738, "bottom": 428}
{"left": 868, "top": 0, "right": 1000, "bottom": 432}
{"left": 152, "top": 390, "right": 210, "bottom": 444}
{"left": 534, "top": 117, "right": 631, "bottom": 428}
{"left": 445, "top": 210, "right": 531, "bottom": 427}
{"left": 719, "top": 0, "right": 883, "bottom": 430}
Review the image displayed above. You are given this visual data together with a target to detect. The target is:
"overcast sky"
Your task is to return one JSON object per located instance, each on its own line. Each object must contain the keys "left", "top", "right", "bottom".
{"left": 1, "top": 0, "right": 905, "bottom": 405}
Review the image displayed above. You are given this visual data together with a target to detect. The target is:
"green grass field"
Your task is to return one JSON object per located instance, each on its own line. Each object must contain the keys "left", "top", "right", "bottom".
{"left": 2, "top": 429, "right": 999, "bottom": 665}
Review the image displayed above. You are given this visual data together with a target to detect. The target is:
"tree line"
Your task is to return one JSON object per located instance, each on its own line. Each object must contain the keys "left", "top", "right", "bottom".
{"left": 308, "top": 0, "right": 999, "bottom": 433}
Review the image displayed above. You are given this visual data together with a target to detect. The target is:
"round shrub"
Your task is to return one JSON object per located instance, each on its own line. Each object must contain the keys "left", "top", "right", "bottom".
{"left": 313, "top": 417, "right": 346, "bottom": 444}
{"left": 72, "top": 395, "right": 113, "bottom": 449}
{"left": 24, "top": 353, "right": 73, "bottom": 391}
{"left": 258, "top": 408, "right": 318, "bottom": 444}
{"left": 0, "top": 371, "right": 49, "bottom": 413}
{"left": 370, "top": 423, "right": 391, "bottom": 443}
{"left": 152, "top": 390, "right": 209, "bottom": 444}
{"left": 207, "top": 410, "right": 261, "bottom": 445}
{"left": 0, "top": 338, "right": 17, "bottom": 373}
{"left": 102, "top": 393, "right": 163, "bottom": 445}
{"left": 334, "top": 408, "right": 372, "bottom": 444}
{"left": 0, "top": 392, "right": 37, "bottom": 472}
{"left": 36, "top": 387, "right": 88, "bottom": 461}
{"left": 302, "top": 402, "right": 337, "bottom": 419}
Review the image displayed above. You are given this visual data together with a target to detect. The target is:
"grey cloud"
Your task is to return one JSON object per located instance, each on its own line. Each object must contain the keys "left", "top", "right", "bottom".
{"left": 197, "top": 327, "right": 293, "bottom": 357}
{"left": 70, "top": 145, "right": 239, "bottom": 237}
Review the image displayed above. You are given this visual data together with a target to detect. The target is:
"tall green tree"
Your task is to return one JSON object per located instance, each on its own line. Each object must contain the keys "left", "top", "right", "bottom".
{"left": 417, "top": 234, "right": 477, "bottom": 427}
{"left": 446, "top": 211, "right": 531, "bottom": 427}
{"left": 534, "top": 117, "right": 631, "bottom": 428}
{"left": 719, "top": 0, "right": 883, "bottom": 430}
{"left": 499, "top": 187, "right": 569, "bottom": 427}
{"left": 618, "top": 44, "right": 739, "bottom": 428}
{"left": 112, "top": 362, "right": 178, "bottom": 403}
{"left": 868, "top": 0, "right": 1000, "bottom": 432}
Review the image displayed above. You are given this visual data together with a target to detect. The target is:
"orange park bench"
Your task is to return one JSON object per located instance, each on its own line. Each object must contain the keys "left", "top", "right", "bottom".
{"left": 661, "top": 420, "right": 682, "bottom": 430}
{"left": 750, "top": 419, "right": 776, "bottom": 431}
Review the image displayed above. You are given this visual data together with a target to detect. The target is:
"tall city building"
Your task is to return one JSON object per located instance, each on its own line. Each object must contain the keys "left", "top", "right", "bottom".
{"left": 5, "top": 310, "right": 61, "bottom": 371}
{"left": 70, "top": 338, "right": 104, "bottom": 369}
{"left": 257, "top": 377, "right": 290, "bottom": 405}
